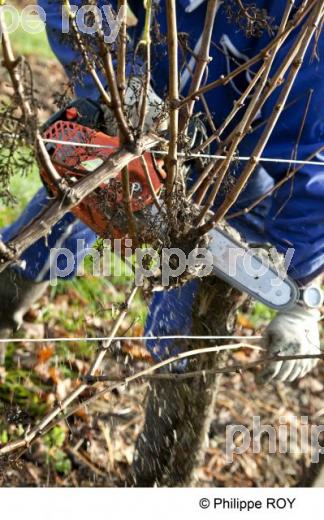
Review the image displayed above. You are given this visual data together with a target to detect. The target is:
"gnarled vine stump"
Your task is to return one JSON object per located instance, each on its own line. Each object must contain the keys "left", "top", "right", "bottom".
{"left": 132, "top": 277, "right": 247, "bottom": 486}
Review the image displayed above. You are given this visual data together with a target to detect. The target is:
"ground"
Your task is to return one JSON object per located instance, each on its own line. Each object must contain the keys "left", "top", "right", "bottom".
{"left": 0, "top": 7, "right": 323, "bottom": 487}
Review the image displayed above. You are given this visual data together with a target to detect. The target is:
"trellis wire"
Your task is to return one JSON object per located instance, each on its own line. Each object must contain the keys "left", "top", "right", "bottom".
{"left": 41, "top": 137, "right": 324, "bottom": 167}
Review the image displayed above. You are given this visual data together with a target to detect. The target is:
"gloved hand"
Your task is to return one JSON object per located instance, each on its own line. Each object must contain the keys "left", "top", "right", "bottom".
{"left": 258, "top": 304, "right": 322, "bottom": 383}
{"left": 102, "top": 76, "right": 168, "bottom": 135}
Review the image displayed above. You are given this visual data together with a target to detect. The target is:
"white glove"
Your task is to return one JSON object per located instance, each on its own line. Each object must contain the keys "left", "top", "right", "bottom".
{"left": 102, "top": 76, "right": 168, "bottom": 135}
{"left": 259, "top": 304, "right": 321, "bottom": 383}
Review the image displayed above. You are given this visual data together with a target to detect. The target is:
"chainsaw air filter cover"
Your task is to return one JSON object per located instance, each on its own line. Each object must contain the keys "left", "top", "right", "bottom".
{"left": 41, "top": 118, "right": 163, "bottom": 238}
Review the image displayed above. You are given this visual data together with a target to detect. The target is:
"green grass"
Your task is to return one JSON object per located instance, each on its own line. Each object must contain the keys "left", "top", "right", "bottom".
{"left": 0, "top": 8, "right": 53, "bottom": 223}
{"left": 0, "top": 157, "right": 42, "bottom": 228}
{"left": 3, "top": 9, "right": 54, "bottom": 59}
{"left": 250, "top": 301, "right": 276, "bottom": 325}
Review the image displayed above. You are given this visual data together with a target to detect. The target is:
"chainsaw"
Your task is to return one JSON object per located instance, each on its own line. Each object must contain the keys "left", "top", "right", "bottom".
{"left": 40, "top": 99, "right": 323, "bottom": 311}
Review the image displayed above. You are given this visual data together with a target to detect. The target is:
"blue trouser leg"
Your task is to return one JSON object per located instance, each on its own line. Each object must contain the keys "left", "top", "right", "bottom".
{"left": 144, "top": 280, "right": 200, "bottom": 365}
{"left": 0, "top": 187, "right": 97, "bottom": 282}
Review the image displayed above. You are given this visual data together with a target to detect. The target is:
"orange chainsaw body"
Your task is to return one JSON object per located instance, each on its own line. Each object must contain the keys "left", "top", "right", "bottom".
{"left": 41, "top": 118, "right": 163, "bottom": 238}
